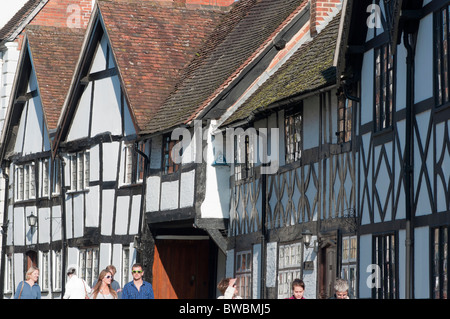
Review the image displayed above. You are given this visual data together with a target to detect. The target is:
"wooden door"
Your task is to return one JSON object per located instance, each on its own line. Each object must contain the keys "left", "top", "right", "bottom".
{"left": 152, "top": 239, "right": 210, "bottom": 299}
{"left": 318, "top": 240, "right": 336, "bottom": 299}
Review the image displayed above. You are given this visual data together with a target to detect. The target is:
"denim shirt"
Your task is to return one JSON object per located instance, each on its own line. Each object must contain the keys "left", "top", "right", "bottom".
{"left": 14, "top": 281, "right": 41, "bottom": 299}
{"left": 122, "top": 280, "right": 154, "bottom": 299}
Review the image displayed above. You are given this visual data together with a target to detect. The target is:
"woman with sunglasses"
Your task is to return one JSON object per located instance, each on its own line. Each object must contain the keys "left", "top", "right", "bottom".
{"left": 89, "top": 269, "right": 118, "bottom": 299}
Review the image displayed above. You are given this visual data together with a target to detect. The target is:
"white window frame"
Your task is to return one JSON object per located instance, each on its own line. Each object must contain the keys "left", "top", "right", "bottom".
{"left": 69, "top": 150, "right": 90, "bottom": 192}
{"left": 15, "top": 162, "right": 36, "bottom": 201}
{"left": 341, "top": 235, "right": 357, "bottom": 298}
{"left": 277, "top": 242, "right": 303, "bottom": 299}
{"left": 40, "top": 158, "right": 50, "bottom": 198}
{"left": 52, "top": 158, "right": 61, "bottom": 196}
{"left": 79, "top": 247, "right": 99, "bottom": 288}
{"left": 40, "top": 251, "right": 50, "bottom": 292}
{"left": 122, "top": 246, "right": 130, "bottom": 287}
{"left": 122, "top": 144, "right": 133, "bottom": 186}
{"left": 53, "top": 250, "right": 62, "bottom": 292}
{"left": 4, "top": 254, "right": 13, "bottom": 294}
{"left": 235, "top": 250, "right": 252, "bottom": 299}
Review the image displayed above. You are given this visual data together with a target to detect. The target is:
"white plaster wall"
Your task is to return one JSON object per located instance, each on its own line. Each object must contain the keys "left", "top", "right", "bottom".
{"left": 65, "top": 194, "right": 73, "bottom": 238}
{"left": 201, "top": 122, "right": 231, "bottom": 219}
{"left": 38, "top": 207, "right": 50, "bottom": 243}
{"left": 226, "top": 249, "right": 235, "bottom": 278}
{"left": 129, "top": 195, "right": 141, "bottom": 235}
{"left": 99, "top": 243, "right": 111, "bottom": 270}
{"left": 91, "top": 76, "right": 122, "bottom": 137}
{"left": 414, "top": 13, "right": 433, "bottom": 104}
{"left": 160, "top": 181, "right": 179, "bottom": 211}
{"left": 303, "top": 95, "right": 320, "bottom": 150}
{"left": 67, "top": 82, "right": 91, "bottom": 141}
{"left": 358, "top": 234, "right": 372, "bottom": 298}
{"left": 101, "top": 189, "right": 115, "bottom": 236}
{"left": 414, "top": 226, "right": 429, "bottom": 298}
{"left": 73, "top": 194, "right": 84, "bottom": 238}
{"left": 51, "top": 205, "right": 62, "bottom": 242}
{"left": 180, "top": 170, "right": 195, "bottom": 208}
{"left": 102, "top": 141, "right": 119, "bottom": 182}
{"left": 146, "top": 176, "right": 160, "bottom": 212}
{"left": 361, "top": 50, "right": 374, "bottom": 125}
{"left": 115, "top": 196, "right": 129, "bottom": 235}
{"left": 435, "top": 120, "right": 450, "bottom": 213}
{"left": 85, "top": 185, "right": 100, "bottom": 227}
{"left": 89, "top": 144, "right": 100, "bottom": 182}
{"left": 302, "top": 240, "right": 317, "bottom": 299}
{"left": 13, "top": 207, "right": 24, "bottom": 246}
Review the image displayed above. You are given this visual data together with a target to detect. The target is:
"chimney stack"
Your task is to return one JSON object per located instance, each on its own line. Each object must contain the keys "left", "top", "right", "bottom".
{"left": 310, "top": 0, "right": 342, "bottom": 37}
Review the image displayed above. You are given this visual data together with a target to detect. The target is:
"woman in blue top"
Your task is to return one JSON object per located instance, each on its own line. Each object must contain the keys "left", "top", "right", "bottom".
{"left": 14, "top": 266, "right": 41, "bottom": 299}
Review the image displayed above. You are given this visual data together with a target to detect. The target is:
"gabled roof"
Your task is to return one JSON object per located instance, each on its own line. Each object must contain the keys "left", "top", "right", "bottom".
{"left": 0, "top": 0, "right": 47, "bottom": 44}
{"left": 222, "top": 11, "right": 341, "bottom": 127}
{"left": 26, "top": 25, "right": 85, "bottom": 131}
{"left": 142, "top": 0, "right": 307, "bottom": 134}
{"left": 99, "top": 0, "right": 228, "bottom": 132}
{"left": 0, "top": 25, "right": 84, "bottom": 160}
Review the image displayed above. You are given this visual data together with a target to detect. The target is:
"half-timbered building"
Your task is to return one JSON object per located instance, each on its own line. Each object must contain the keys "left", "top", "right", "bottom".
{"left": 335, "top": 0, "right": 450, "bottom": 299}
{"left": 0, "top": 25, "right": 84, "bottom": 299}
{"left": 51, "top": 0, "right": 229, "bottom": 299}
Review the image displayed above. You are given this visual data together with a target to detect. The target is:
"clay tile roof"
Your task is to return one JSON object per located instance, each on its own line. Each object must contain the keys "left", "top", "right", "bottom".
{"left": 142, "top": 0, "right": 305, "bottom": 134}
{"left": 25, "top": 25, "right": 85, "bottom": 131}
{"left": 0, "top": 0, "right": 45, "bottom": 42}
{"left": 222, "top": 12, "right": 341, "bottom": 126}
{"left": 97, "top": 0, "right": 227, "bottom": 132}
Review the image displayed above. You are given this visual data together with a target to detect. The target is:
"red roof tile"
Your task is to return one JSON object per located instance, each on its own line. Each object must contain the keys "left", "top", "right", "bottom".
{"left": 26, "top": 25, "right": 85, "bottom": 131}
{"left": 98, "top": 0, "right": 227, "bottom": 132}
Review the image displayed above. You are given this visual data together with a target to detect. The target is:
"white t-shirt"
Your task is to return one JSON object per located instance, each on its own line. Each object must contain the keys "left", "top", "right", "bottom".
{"left": 63, "top": 275, "right": 90, "bottom": 299}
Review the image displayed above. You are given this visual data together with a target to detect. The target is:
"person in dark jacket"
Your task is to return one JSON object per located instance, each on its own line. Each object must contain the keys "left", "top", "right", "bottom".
{"left": 329, "top": 278, "right": 354, "bottom": 299}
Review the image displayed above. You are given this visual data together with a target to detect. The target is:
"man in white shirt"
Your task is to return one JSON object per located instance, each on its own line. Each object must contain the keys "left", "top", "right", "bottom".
{"left": 63, "top": 267, "right": 90, "bottom": 299}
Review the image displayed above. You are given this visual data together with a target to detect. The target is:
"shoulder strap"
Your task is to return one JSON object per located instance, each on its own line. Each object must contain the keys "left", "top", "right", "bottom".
{"left": 18, "top": 281, "right": 25, "bottom": 299}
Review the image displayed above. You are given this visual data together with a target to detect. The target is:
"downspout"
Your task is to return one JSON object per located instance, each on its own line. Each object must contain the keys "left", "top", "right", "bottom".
{"left": 403, "top": 31, "right": 415, "bottom": 299}
{"left": 134, "top": 142, "right": 150, "bottom": 265}
{"left": 58, "top": 153, "right": 68, "bottom": 299}
{"left": 0, "top": 165, "right": 9, "bottom": 298}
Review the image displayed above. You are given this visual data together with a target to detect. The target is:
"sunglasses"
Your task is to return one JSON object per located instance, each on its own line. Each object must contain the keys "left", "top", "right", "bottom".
{"left": 132, "top": 270, "right": 143, "bottom": 274}
{"left": 105, "top": 275, "right": 112, "bottom": 279}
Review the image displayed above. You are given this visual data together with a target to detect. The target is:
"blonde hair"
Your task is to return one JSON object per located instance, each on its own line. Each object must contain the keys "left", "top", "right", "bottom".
{"left": 25, "top": 266, "right": 39, "bottom": 280}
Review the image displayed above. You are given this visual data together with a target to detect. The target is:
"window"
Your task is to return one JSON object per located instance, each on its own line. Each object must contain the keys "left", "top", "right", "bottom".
{"left": 69, "top": 150, "right": 89, "bottom": 192}
{"left": 5, "top": 254, "right": 13, "bottom": 293}
{"left": 341, "top": 235, "right": 357, "bottom": 298}
{"left": 337, "top": 91, "right": 353, "bottom": 143}
{"left": 52, "top": 158, "right": 61, "bottom": 195}
{"left": 40, "top": 251, "right": 50, "bottom": 291}
{"left": 79, "top": 247, "right": 99, "bottom": 288}
{"left": 40, "top": 159, "right": 50, "bottom": 198}
{"left": 123, "top": 144, "right": 133, "bottom": 185}
{"left": 122, "top": 140, "right": 149, "bottom": 185}
{"left": 432, "top": 226, "right": 449, "bottom": 299}
{"left": 277, "top": 242, "right": 303, "bottom": 299}
{"left": 53, "top": 250, "right": 62, "bottom": 291}
{"left": 374, "top": 43, "right": 395, "bottom": 132}
{"left": 373, "top": 233, "right": 397, "bottom": 299}
{"left": 122, "top": 246, "right": 130, "bottom": 287}
{"left": 435, "top": 5, "right": 450, "bottom": 106}
{"left": 284, "top": 106, "right": 302, "bottom": 163}
{"left": 234, "top": 130, "right": 255, "bottom": 181}
{"left": 136, "top": 140, "right": 148, "bottom": 182}
{"left": 162, "top": 133, "right": 180, "bottom": 175}
{"left": 15, "top": 162, "right": 35, "bottom": 201}
{"left": 235, "top": 250, "right": 252, "bottom": 299}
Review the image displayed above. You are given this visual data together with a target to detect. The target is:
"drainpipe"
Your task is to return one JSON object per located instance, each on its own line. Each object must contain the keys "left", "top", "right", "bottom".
{"left": 134, "top": 141, "right": 150, "bottom": 266}
{"left": 403, "top": 31, "right": 415, "bottom": 299}
{"left": 58, "top": 154, "right": 68, "bottom": 299}
{"left": 0, "top": 165, "right": 9, "bottom": 298}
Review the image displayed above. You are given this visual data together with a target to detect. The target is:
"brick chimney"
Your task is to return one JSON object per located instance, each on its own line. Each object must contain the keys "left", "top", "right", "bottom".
{"left": 310, "top": 0, "right": 342, "bottom": 37}
{"left": 29, "top": 0, "right": 93, "bottom": 29}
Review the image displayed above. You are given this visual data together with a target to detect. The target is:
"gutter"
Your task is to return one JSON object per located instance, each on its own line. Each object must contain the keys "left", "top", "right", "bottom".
{"left": 58, "top": 153, "right": 68, "bottom": 298}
